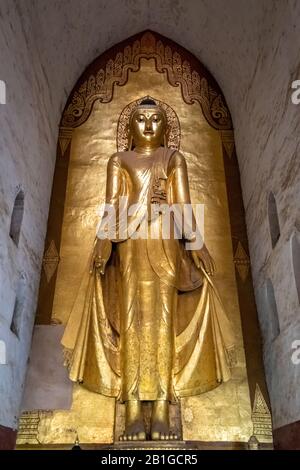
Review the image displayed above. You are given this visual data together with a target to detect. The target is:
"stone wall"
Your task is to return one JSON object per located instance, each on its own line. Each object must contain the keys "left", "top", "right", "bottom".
{"left": 0, "top": 0, "right": 58, "bottom": 430}
{"left": 0, "top": 0, "right": 300, "bottom": 444}
{"left": 232, "top": 2, "right": 300, "bottom": 432}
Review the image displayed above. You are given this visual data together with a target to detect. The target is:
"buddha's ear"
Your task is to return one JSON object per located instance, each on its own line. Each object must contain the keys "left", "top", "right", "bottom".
{"left": 161, "top": 113, "right": 168, "bottom": 147}
{"left": 128, "top": 133, "right": 133, "bottom": 150}
{"left": 126, "top": 123, "right": 133, "bottom": 150}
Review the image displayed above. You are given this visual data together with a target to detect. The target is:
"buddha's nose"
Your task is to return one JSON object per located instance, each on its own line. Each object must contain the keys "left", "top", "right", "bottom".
{"left": 145, "top": 120, "right": 153, "bottom": 132}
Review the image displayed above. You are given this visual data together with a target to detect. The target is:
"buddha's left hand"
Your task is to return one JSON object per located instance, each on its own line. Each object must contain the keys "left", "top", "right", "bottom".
{"left": 191, "top": 245, "right": 216, "bottom": 276}
{"left": 90, "top": 238, "right": 112, "bottom": 275}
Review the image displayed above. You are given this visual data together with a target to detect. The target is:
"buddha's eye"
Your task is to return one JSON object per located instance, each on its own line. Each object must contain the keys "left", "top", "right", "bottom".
{"left": 137, "top": 116, "right": 145, "bottom": 123}
{"left": 152, "top": 116, "right": 160, "bottom": 123}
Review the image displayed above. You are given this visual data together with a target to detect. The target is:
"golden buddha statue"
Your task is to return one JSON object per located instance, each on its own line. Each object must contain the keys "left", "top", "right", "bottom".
{"left": 62, "top": 98, "right": 235, "bottom": 441}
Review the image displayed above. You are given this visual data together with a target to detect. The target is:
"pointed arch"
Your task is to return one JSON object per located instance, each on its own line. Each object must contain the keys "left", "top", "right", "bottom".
{"left": 9, "top": 189, "right": 24, "bottom": 247}
{"left": 268, "top": 191, "right": 280, "bottom": 249}
{"left": 10, "top": 273, "right": 26, "bottom": 338}
{"left": 61, "top": 31, "right": 232, "bottom": 131}
{"left": 265, "top": 278, "right": 280, "bottom": 341}
{"left": 35, "top": 29, "right": 269, "bottom": 412}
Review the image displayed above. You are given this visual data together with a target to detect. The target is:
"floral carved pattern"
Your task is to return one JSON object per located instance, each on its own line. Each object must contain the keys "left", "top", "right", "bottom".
{"left": 117, "top": 95, "right": 181, "bottom": 152}
{"left": 252, "top": 384, "right": 273, "bottom": 442}
{"left": 42, "top": 240, "right": 60, "bottom": 283}
{"left": 62, "top": 31, "right": 231, "bottom": 130}
{"left": 234, "top": 241, "right": 250, "bottom": 282}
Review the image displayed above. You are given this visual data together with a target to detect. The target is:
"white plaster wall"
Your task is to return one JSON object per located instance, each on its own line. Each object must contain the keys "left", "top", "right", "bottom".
{"left": 233, "top": 1, "right": 300, "bottom": 430}
{"left": 0, "top": 0, "right": 58, "bottom": 428}
{"left": 0, "top": 0, "right": 299, "bottom": 431}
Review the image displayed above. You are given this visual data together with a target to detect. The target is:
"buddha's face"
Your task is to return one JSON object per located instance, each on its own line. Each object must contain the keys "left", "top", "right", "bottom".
{"left": 130, "top": 107, "right": 166, "bottom": 149}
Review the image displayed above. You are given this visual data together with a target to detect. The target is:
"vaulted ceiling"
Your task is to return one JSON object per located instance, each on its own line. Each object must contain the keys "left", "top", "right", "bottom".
{"left": 16, "top": 0, "right": 299, "bottom": 201}
{"left": 21, "top": 0, "right": 268, "bottom": 128}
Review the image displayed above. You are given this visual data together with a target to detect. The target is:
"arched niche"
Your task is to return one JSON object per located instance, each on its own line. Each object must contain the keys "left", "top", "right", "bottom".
{"left": 268, "top": 191, "right": 280, "bottom": 249}
{"left": 32, "top": 31, "right": 271, "bottom": 446}
{"left": 9, "top": 189, "right": 24, "bottom": 247}
{"left": 265, "top": 278, "right": 280, "bottom": 341}
{"left": 10, "top": 273, "right": 26, "bottom": 338}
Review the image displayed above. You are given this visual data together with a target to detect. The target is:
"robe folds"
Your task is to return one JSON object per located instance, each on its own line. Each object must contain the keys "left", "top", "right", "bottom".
{"left": 62, "top": 147, "right": 236, "bottom": 402}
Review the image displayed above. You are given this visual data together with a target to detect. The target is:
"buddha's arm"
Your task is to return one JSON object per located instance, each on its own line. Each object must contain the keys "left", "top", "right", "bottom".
{"left": 168, "top": 151, "right": 215, "bottom": 275}
{"left": 168, "top": 151, "right": 190, "bottom": 202}
{"left": 105, "top": 153, "right": 122, "bottom": 209}
{"left": 92, "top": 154, "right": 122, "bottom": 274}
{"left": 168, "top": 151, "right": 198, "bottom": 239}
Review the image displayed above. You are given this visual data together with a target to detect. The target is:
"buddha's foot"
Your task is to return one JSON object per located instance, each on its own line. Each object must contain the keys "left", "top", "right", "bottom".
{"left": 151, "top": 429, "right": 178, "bottom": 440}
{"left": 119, "top": 430, "right": 146, "bottom": 441}
{"left": 150, "top": 400, "right": 179, "bottom": 441}
{"left": 120, "top": 400, "right": 146, "bottom": 441}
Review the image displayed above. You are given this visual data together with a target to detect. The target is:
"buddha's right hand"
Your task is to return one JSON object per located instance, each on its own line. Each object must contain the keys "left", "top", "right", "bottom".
{"left": 90, "top": 238, "right": 112, "bottom": 275}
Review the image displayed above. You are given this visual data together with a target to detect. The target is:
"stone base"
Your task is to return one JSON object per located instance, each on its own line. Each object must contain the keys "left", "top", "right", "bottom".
{"left": 16, "top": 439, "right": 274, "bottom": 450}
{"left": 102, "top": 440, "right": 273, "bottom": 451}
{"left": 0, "top": 424, "right": 17, "bottom": 450}
{"left": 274, "top": 420, "right": 300, "bottom": 450}
{"left": 105, "top": 441, "right": 194, "bottom": 451}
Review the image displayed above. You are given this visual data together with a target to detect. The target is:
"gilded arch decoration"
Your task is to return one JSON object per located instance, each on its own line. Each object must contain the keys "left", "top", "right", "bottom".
{"left": 61, "top": 31, "right": 231, "bottom": 130}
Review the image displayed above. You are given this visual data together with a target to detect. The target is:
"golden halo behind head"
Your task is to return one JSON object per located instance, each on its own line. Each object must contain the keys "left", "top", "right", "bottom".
{"left": 117, "top": 96, "right": 181, "bottom": 152}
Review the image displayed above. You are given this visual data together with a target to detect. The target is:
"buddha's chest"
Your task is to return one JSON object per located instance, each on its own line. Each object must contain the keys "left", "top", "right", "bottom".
{"left": 121, "top": 156, "right": 154, "bottom": 188}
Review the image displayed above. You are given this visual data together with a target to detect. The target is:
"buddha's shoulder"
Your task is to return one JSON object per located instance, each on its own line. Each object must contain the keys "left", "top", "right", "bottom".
{"left": 116, "top": 150, "right": 133, "bottom": 161}
{"left": 168, "top": 149, "right": 187, "bottom": 168}
{"left": 107, "top": 151, "right": 129, "bottom": 166}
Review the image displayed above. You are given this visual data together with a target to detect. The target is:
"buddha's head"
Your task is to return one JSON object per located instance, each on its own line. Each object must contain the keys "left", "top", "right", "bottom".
{"left": 128, "top": 98, "right": 167, "bottom": 152}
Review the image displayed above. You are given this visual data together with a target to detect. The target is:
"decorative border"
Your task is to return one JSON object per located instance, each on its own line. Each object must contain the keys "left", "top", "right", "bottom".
{"left": 62, "top": 31, "right": 232, "bottom": 130}
{"left": 251, "top": 384, "right": 273, "bottom": 442}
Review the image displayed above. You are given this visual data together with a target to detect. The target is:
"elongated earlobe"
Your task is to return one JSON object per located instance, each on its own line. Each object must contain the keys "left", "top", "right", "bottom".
{"left": 163, "top": 133, "right": 167, "bottom": 147}
{"left": 128, "top": 133, "right": 133, "bottom": 150}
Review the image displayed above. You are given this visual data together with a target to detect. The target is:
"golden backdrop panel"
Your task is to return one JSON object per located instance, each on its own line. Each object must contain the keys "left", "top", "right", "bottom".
{"left": 45, "top": 58, "right": 252, "bottom": 443}
{"left": 16, "top": 385, "right": 114, "bottom": 446}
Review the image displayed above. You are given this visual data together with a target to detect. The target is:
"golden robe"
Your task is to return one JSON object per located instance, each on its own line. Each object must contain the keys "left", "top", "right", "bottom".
{"left": 62, "top": 147, "right": 235, "bottom": 402}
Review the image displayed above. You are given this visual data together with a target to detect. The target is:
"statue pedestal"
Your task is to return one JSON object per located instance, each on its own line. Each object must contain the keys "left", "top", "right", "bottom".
{"left": 104, "top": 441, "right": 194, "bottom": 451}
{"left": 101, "top": 440, "right": 273, "bottom": 450}
{"left": 101, "top": 440, "right": 265, "bottom": 450}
